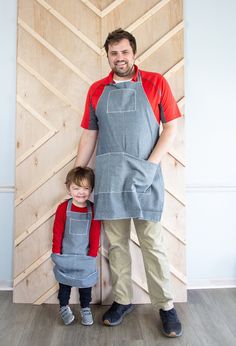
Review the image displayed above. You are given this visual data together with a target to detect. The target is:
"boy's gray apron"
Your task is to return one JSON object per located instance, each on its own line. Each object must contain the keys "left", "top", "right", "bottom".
{"left": 94, "top": 73, "right": 164, "bottom": 222}
{"left": 51, "top": 199, "right": 98, "bottom": 288}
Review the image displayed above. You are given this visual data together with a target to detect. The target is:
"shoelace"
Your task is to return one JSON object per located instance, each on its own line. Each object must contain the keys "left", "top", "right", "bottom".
{"left": 61, "top": 307, "right": 72, "bottom": 318}
{"left": 110, "top": 302, "right": 132, "bottom": 314}
{"left": 81, "top": 309, "right": 92, "bottom": 323}
{"left": 161, "top": 310, "right": 178, "bottom": 323}
{"left": 109, "top": 302, "right": 120, "bottom": 311}
{"left": 83, "top": 310, "right": 91, "bottom": 316}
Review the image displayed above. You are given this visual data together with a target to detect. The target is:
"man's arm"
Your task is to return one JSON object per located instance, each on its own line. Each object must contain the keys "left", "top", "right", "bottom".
{"left": 75, "top": 129, "right": 98, "bottom": 167}
{"left": 148, "top": 118, "right": 178, "bottom": 165}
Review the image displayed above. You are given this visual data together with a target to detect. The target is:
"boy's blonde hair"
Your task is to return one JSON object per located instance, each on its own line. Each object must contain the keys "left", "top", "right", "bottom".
{"left": 65, "top": 167, "right": 95, "bottom": 190}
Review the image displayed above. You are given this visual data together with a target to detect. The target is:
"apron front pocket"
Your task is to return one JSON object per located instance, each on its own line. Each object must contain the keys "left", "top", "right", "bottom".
{"left": 95, "top": 154, "right": 110, "bottom": 193}
{"left": 109, "top": 152, "right": 158, "bottom": 194}
{"left": 128, "top": 156, "right": 158, "bottom": 193}
{"left": 96, "top": 152, "right": 158, "bottom": 194}
{"left": 51, "top": 253, "right": 98, "bottom": 286}
{"left": 139, "top": 164, "right": 165, "bottom": 213}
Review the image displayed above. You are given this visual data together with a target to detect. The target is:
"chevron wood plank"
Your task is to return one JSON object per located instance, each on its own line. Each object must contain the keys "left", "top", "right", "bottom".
{"left": 14, "top": 0, "right": 185, "bottom": 304}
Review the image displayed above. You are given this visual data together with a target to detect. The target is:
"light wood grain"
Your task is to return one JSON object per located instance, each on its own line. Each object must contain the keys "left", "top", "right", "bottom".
{"left": 14, "top": 0, "right": 185, "bottom": 304}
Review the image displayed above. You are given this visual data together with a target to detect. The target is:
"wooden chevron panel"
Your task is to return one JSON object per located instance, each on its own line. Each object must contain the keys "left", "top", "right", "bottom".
{"left": 14, "top": 0, "right": 185, "bottom": 304}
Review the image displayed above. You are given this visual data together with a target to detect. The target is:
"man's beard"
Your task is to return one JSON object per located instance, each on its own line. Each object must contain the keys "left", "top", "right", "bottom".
{"left": 113, "top": 63, "right": 135, "bottom": 78}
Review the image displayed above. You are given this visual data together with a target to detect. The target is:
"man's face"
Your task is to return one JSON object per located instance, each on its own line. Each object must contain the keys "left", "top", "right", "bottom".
{"left": 107, "top": 38, "right": 136, "bottom": 79}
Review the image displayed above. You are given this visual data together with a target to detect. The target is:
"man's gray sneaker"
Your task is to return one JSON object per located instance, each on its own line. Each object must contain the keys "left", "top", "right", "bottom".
{"left": 60, "top": 305, "right": 75, "bottom": 325}
{"left": 80, "top": 307, "right": 93, "bottom": 326}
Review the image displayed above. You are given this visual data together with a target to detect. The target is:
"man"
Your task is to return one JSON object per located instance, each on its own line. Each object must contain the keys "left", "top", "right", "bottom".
{"left": 75, "top": 28, "right": 182, "bottom": 338}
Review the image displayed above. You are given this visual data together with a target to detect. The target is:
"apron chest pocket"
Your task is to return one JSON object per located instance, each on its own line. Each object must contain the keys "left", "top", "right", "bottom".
{"left": 107, "top": 89, "right": 136, "bottom": 113}
{"left": 69, "top": 218, "right": 89, "bottom": 235}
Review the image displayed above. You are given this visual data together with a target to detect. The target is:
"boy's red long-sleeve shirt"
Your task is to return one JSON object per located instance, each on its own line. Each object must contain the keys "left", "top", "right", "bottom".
{"left": 52, "top": 200, "right": 101, "bottom": 257}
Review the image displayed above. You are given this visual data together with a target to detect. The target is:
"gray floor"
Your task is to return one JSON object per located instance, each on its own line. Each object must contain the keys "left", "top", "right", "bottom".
{"left": 0, "top": 289, "right": 236, "bottom": 346}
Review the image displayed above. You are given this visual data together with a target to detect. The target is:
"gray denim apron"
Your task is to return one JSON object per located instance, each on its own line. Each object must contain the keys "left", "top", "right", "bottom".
{"left": 94, "top": 73, "right": 164, "bottom": 222}
{"left": 51, "top": 199, "right": 98, "bottom": 288}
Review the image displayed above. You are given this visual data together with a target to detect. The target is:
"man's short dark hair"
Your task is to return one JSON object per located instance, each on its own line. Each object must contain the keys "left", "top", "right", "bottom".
{"left": 104, "top": 28, "right": 137, "bottom": 55}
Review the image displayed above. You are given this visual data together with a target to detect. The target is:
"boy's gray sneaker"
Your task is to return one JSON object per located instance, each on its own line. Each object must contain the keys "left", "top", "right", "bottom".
{"left": 80, "top": 307, "right": 93, "bottom": 326}
{"left": 60, "top": 305, "right": 75, "bottom": 325}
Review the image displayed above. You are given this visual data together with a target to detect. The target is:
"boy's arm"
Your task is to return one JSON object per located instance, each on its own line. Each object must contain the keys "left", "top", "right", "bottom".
{"left": 52, "top": 203, "right": 67, "bottom": 254}
{"left": 75, "top": 129, "right": 98, "bottom": 167}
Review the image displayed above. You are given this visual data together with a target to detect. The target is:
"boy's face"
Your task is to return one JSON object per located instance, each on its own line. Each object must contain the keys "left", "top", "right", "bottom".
{"left": 68, "top": 180, "right": 92, "bottom": 207}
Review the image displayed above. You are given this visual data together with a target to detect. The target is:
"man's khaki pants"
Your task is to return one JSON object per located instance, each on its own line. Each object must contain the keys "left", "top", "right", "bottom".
{"left": 103, "top": 219, "right": 174, "bottom": 311}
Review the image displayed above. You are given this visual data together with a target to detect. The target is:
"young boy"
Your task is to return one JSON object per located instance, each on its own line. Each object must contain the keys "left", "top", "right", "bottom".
{"left": 51, "top": 166, "right": 100, "bottom": 326}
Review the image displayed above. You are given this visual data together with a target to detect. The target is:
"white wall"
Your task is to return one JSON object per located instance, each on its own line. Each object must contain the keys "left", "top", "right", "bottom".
{"left": 0, "top": 0, "right": 17, "bottom": 289}
{"left": 0, "top": 0, "right": 235, "bottom": 290}
{"left": 185, "top": 0, "right": 236, "bottom": 287}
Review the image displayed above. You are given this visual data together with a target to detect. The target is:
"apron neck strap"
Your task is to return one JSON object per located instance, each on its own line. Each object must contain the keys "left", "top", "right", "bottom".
{"left": 86, "top": 200, "right": 92, "bottom": 213}
{"left": 66, "top": 198, "right": 92, "bottom": 213}
{"left": 137, "top": 71, "right": 142, "bottom": 82}
{"left": 67, "top": 198, "right": 73, "bottom": 211}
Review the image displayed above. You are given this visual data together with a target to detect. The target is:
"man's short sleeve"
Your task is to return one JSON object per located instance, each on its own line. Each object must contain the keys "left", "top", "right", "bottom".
{"left": 81, "top": 88, "right": 99, "bottom": 130}
{"left": 159, "top": 76, "right": 181, "bottom": 123}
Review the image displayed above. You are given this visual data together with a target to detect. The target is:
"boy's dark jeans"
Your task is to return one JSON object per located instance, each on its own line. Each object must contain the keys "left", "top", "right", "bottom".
{"left": 58, "top": 283, "right": 92, "bottom": 308}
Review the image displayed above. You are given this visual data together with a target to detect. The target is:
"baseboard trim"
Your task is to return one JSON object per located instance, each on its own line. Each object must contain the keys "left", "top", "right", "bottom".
{"left": 0, "top": 186, "right": 15, "bottom": 193}
{"left": 1, "top": 280, "right": 236, "bottom": 292}
{"left": 0, "top": 280, "right": 13, "bottom": 290}
{"left": 187, "top": 279, "right": 236, "bottom": 289}
{"left": 187, "top": 185, "right": 236, "bottom": 193}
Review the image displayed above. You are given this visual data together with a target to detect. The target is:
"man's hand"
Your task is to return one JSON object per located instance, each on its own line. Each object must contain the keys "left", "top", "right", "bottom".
{"left": 148, "top": 118, "right": 178, "bottom": 164}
